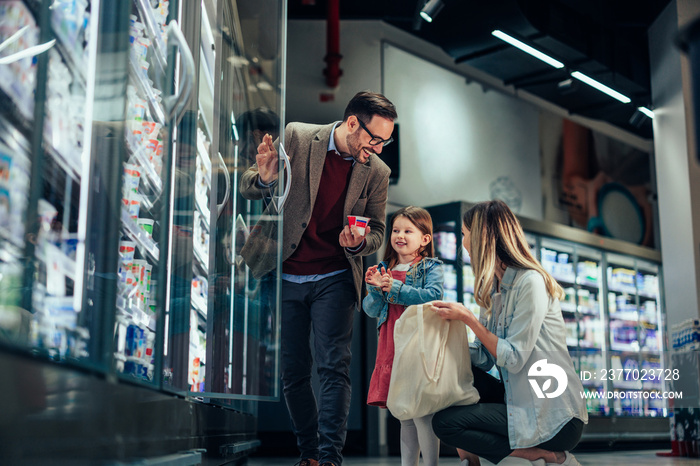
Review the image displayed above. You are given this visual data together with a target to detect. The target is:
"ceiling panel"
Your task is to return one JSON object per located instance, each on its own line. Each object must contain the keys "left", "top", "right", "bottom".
{"left": 288, "top": 0, "right": 672, "bottom": 139}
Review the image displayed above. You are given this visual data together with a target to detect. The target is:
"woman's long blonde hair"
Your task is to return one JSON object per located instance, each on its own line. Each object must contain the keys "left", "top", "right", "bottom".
{"left": 464, "top": 200, "right": 564, "bottom": 313}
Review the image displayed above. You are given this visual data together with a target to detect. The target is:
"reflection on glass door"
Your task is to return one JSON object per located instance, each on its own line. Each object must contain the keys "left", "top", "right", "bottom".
{"left": 207, "top": 0, "right": 285, "bottom": 399}
{"left": 114, "top": 0, "right": 196, "bottom": 385}
{"left": 161, "top": 0, "right": 284, "bottom": 400}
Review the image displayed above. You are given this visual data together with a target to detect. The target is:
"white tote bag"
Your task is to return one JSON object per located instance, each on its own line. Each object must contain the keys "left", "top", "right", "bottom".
{"left": 386, "top": 302, "right": 480, "bottom": 420}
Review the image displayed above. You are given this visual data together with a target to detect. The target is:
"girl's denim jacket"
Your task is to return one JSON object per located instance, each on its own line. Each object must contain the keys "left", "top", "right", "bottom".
{"left": 362, "top": 257, "right": 444, "bottom": 328}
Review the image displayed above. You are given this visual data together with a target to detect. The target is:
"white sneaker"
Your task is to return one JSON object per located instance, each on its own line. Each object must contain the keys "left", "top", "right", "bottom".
{"left": 545, "top": 451, "right": 581, "bottom": 466}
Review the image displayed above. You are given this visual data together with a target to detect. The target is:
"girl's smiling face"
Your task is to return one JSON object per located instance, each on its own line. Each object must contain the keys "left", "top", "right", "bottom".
{"left": 391, "top": 215, "right": 431, "bottom": 264}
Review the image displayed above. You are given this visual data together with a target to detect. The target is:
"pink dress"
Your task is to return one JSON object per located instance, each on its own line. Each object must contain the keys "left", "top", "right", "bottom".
{"left": 367, "top": 268, "right": 407, "bottom": 408}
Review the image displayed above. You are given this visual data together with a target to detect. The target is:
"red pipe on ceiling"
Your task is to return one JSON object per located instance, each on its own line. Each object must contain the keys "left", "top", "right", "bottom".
{"left": 323, "top": 0, "right": 343, "bottom": 88}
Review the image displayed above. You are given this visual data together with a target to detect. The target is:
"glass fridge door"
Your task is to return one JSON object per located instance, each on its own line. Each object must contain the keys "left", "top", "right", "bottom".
{"left": 111, "top": 0, "right": 195, "bottom": 386}
{"left": 604, "top": 252, "right": 667, "bottom": 417}
{"left": 541, "top": 238, "right": 610, "bottom": 416}
{"left": 541, "top": 239, "right": 578, "bottom": 347}
{"left": 574, "top": 245, "right": 609, "bottom": 416}
{"left": 0, "top": 1, "right": 98, "bottom": 365}
{"left": 0, "top": 119, "right": 31, "bottom": 348}
{"left": 162, "top": 0, "right": 285, "bottom": 400}
{"left": 636, "top": 259, "right": 667, "bottom": 417}
{"left": 0, "top": 1, "right": 36, "bottom": 347}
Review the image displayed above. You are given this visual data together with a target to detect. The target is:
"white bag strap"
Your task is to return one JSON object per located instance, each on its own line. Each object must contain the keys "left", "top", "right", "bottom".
{"left": 417, "top": 304, "right": 449, "bottom": 383}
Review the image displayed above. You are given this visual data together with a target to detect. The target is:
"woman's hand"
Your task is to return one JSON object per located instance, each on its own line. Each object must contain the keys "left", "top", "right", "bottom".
{"left": 433, "top": 301, "right": 498, "bottom": 358}
{"left": 431, "top": 301, "right": 477, "bottom": 326}
{"left": 365, "top": 265, "right": 384, "bottom": 287}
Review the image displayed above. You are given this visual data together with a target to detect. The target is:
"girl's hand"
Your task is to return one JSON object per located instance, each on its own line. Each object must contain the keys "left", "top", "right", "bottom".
{"left": 365, "top": 265, "right": 382, "bottom": 287}
{"left": 431, "top": 301, "right": 476, "bottom": 325}
{"left": 380, "top": 268, "right": 393, "bottom": 292}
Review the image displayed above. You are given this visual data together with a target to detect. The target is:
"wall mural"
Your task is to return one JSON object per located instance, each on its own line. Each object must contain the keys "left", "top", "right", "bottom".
{"left": 542, "top": 117, "right": 655, "bottom": 248}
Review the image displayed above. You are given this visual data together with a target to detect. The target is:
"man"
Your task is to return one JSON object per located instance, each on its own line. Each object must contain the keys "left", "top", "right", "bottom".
{"left": 240, "top": 91, "right": 397, "bottom": 466}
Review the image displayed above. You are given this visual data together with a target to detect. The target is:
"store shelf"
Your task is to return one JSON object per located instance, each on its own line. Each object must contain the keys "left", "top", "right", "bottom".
{"left": 51, "top": 34, "right": 86, "bottom": 89}
{"left": 35, "top": 241, "right": 77, "bottom": 281}
{"left": 0, "top": 226, "right": 24, "bottom": 255}
{"left": 191, "top": 293, "right": 207, "bottom": 319}
{"left": 193, "top": 241, "right": 208, "bottom": 275}
{"left": 128, "top": 57, "right": 166, "bottom": 126}
{"left": 116, "top": 293, "right": 153, "bottom": 330}
{"left": 133, "top": 0, "right": 167, "bottom": 76}
{"left": 121, "top": 208, "right": 159, "bottom": 262}
{"left": 609, "top": 311, "right": 639, "bottom": 322}
{"left": 45, "top": 139, "right": 82, "bottom": 182}
{"left": 0, "top": 88, "right": 33, "bottom": 137}
{"left": 125, "top": 129, "right": 163, "bottom": 195}
{"left": 195, "top": 194, "right": 210, "bottom": 230}
{"left": 577, "top": 279, "right": 600, "bottom": 289}
{"left": 560, "top": 302, "right": 577, "bottom": 313}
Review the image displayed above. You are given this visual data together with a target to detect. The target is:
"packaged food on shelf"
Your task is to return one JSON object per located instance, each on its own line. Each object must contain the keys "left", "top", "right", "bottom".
{"left": 0, "top": 1, "right": 40, "bottom": 118}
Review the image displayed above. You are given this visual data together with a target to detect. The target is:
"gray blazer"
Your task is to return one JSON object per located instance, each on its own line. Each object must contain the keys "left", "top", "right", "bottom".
{"left": 239, "top": 121, "right": 391, "bottom": 304}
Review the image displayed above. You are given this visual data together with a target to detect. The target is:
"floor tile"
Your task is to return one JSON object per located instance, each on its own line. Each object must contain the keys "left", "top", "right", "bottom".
{"left": 247, "top": 451, "right": 700, "bottom": 466}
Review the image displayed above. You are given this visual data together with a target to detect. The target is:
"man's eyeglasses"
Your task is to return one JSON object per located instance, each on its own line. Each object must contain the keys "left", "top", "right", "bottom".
{"left": 357, "top": 118, "right": 393, "bottom": 147}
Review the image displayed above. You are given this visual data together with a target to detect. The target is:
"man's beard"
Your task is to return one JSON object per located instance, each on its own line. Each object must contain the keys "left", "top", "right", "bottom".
{"left": 346, "top": 132, "right": 373, "bottom": 164}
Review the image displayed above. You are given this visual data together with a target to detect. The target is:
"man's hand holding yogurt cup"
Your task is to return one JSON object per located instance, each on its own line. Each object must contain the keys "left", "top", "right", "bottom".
{"left": 340, "top": 215, "right": 371, "bottom": 248}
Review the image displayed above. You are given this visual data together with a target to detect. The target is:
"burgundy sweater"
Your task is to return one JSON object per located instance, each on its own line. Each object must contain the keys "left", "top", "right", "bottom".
{"left": 283, "top": 151, "right": 353, "bottom": 275}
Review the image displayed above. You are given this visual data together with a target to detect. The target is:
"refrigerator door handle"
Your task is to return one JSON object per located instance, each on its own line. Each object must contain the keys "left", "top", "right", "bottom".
{"left": 0, "top": 24, "right": 29, "bottom": 53}
{"left": 274, "top": 143, "right": 292, "bottom": 212}
{"left": 163, "top": 20, "right": 195, "bottom": 125}
{"left": 215, "top": 151, "right": 230, "bottom": 217}
{"left": 0, "top": 37, "right": 56, "bottom": 65}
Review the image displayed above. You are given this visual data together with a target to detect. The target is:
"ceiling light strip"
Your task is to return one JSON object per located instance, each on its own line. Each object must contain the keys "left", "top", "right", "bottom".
{"left": 637, "top": 107, "right": 655, "bottom": 119}
{"left": 571, "top": 71, "right": 631, "bottom": 104}
{"left": 492, "top": 30, "right": 653, "bottom": 120}
{"left": 491, "top": 30, "right": 564, "bottom": 69}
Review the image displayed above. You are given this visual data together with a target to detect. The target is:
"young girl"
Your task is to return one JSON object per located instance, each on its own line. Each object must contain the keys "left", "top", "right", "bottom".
{"left": 363, "top": 206, "right": 445, "bottom": 466}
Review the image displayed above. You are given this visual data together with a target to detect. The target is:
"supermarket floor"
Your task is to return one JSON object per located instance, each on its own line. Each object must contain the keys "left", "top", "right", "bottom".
{"left": 246, "top": 451, "right": 700, "bottom": 465}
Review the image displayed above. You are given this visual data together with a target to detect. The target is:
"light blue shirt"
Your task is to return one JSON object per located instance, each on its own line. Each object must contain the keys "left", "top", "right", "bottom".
{"left": 470, "top": 267, "right": 588, "bottom": 448}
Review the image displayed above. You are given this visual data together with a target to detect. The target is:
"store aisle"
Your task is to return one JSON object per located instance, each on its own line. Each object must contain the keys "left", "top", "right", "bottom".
{"left": 246, "top": 451, "right": 700, "bottom": 466}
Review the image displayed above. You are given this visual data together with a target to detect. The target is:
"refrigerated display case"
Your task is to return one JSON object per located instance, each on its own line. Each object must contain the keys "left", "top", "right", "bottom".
{"left": 0, "top": 0, "right": 286, "bottom": 462}
{"left": 0, "top": 0, "right": 95, "bottom": 364}
{"left": 425, "top": 201, "right": 668, "bottom": 441}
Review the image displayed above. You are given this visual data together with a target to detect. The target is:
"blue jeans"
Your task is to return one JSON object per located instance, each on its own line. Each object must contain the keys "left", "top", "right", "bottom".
{"left": 280, "top": 270, "right": 356, "bottom": 465}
